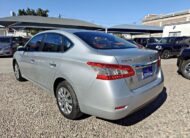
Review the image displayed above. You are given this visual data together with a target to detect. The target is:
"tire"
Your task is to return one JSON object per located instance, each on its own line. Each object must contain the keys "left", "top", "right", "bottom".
{"left": 181, "top": 59, "right": 190, "bottom": 80}
{"left": 161, "top": 50, "right": 171, "bottom": 59}
{"left": 55, "top": 81, "right": 83, "bottom": 120}
{"left": 13, "top": 62, "right": 26, "bottom": 81}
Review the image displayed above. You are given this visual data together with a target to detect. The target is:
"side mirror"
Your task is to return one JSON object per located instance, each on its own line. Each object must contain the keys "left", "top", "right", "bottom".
{"left": 17, "top": 46, "right": 25, "bottom": 51}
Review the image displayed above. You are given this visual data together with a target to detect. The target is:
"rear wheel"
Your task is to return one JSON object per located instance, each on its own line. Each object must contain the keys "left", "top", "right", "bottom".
{"left": 13, "top": 62, "right": 26, "bottom": 81}
{"left": 161, "top": 50, "right": 171, "bottom": 59}
{"left": 55, "top": 81, "right": 83, "bottom": 120}
{"left": 181, "top": 59, "right": 190, "bottom": 80}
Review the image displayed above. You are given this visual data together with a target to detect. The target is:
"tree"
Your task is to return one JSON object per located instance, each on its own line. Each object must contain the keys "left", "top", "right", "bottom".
{"left": 17, "top": 8, "right": 49, "bottom": 17}
{"left": 12, "top": 11, "right": 16, "bottom": 16}
{"left": 18, "top": 9, "right": 27, "bottom": 16}
{"left": 36, "top": 8, "right": 49, "bottom": 17}
{"left": 26, "top": 8, "right": 36, "bottom": 16}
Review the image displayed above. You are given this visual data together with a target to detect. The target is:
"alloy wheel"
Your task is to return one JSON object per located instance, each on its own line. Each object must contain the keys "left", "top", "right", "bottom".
{"left": 184, "top": 63, "right": 190, "bottom": 76}
{"left": 57, "top": 87, "right": 73, "bottom": 115}
{"left": 162, "top": 50, "right": 170, "bottom": 59}
{"left": 14, "top": 64, "right": 20, "bottom": 79}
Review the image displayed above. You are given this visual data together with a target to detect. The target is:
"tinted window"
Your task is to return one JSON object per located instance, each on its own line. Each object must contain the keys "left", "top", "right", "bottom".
{"left": 43, "top": 33, "right": 63, "bottom": 52}
{"left": 168, "top": 38, "right": 176, "bottom": 44}
{"left": 63, "top": 36, "right": 73, "bottom": 51}
{"left": 159, "top": 38, "right": 168, "bottom": 44}
{"left": 134, "top": 38, "right": 139, "bottom": 43}
{"left": 74, "top": 32, "right": 136, "bottom": 49}
{"left": 149, "top": 38, "right": 161, "bottom": 43}
{"left": 0, "top": 38, "right": 11, "bottom": 44}
{"left": 12, "top": 37, "right": 23, "bottom": 44}
{"left": 175, "top": 38, "right": 184, "bottom": 44}
{"left": 159, "top": 38, "right": 175, "bottom": 44}
{"left": 142, "top": 38, "right": 148, "bottom": 44}
{"left": 12, "top": 37, "right": 21, "bottom": 42}
{"left": 183, "top": 38, "right": 190, "bottom": 46}
{"left": 26, "top": 34, "right": 44, "bottom": 52}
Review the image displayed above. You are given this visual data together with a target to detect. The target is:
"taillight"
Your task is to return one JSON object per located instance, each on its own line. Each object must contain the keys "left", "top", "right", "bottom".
{"left": 87, "top": 62, "right": 135, "bottom": 80}
{"left": 115, "top": 105, "right": 127, "bottom": 110}
{"left": 157, "top": 57, "right": 161, "bottom": 67}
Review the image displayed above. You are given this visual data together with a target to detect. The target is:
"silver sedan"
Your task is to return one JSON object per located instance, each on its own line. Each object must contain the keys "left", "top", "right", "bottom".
{"left": 13, "top": 30, "right": 164, "bottom": 120}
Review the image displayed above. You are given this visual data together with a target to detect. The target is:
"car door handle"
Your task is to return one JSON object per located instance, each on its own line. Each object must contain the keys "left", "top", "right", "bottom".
{"left": 49, "top": 63, "right": 56, "bottom": 68}
{"left": 30, "top": 59, "right": 35, "bottom": 64}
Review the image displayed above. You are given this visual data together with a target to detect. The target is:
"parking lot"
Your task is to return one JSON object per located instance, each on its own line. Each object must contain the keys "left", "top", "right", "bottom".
{"left": 0, "top": 58, "right": 190, "bottom": 138}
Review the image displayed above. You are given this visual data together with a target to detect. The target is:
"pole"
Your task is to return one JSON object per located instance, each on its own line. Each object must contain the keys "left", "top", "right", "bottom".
{"left": 105, "top": 28, "right": 108, "bottom": 33}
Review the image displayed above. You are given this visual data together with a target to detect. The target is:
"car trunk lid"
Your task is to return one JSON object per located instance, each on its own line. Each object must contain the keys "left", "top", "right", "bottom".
{"left": 98, "top": 48, "right": 160, "bottom": 90}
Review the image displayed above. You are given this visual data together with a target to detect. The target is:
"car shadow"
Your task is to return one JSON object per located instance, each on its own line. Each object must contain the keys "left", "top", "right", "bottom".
{"left": 0, "top": 56, "right": 13, "bottom": 58}
{"left": 78, "top": 114, "right": 91, "bottom": 120}
{"left": 102, "top": 87, "right": 167, "bottom": 126}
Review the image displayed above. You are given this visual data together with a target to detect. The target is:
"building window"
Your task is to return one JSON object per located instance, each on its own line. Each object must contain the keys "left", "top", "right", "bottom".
{"left": 169, "top": 31, "right": 181, "bottom": 37}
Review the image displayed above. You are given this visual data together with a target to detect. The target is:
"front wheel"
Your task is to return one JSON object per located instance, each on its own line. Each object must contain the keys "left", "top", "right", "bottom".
{"left": 56, "top": 81, "right": 83, "bottom": 120}
{"left": 13, "top": 62, "right": 26, "bottom": 81}
{"left": 161, "top": 50, "right": 171, "bottom": 59}
{"left": 181, "top": 59, "right": 190, "bottom": 80}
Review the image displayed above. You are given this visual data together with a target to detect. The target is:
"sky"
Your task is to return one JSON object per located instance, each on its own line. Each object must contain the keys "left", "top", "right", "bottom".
{"left": 0, "top": 0, "right": 190, "bottom": 27}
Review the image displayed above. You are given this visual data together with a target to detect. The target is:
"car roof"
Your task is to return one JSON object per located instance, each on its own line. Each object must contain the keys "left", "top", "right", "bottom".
{"left": 39, "top": 29, "right": 104, "bottom": 35}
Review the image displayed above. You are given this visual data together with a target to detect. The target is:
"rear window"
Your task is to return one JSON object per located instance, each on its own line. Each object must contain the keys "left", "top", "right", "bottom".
{"left": 74, "top": 32, "right": 136, "bottom": 49}
{"left": 0, "top": 38, "right": 11, "bottom": 44}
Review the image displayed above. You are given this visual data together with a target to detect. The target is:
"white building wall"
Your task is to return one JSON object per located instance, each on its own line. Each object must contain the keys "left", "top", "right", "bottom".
{"left": 10, "top": 30, "right": 28, "bottom": 37}
{"left": 0, "top": 28, "right": 29, "bottom": 37}
{"left": 163, "top": 23, "right": 190, "bottom": 37}
{"left": 132, "top": 33, "right": 162, "bottom": 39}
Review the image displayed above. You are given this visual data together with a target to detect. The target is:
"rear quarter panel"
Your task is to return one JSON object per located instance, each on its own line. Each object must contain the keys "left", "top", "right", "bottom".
{"left": 52, "top": 51, "right": 118, "bottom": 109}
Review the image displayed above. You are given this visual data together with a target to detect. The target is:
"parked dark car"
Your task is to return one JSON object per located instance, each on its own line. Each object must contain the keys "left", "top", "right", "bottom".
{"left": 0, "top": 36, "right": 28, "bottom": 57}
{"left": 126, "top": 39, "right": 144, "bottom": 49}
{"left": 177, "top": 48, "right": 190, "bottom": 80}
{"left": 146, "top": 37, "right": 190, "bottom": 59}
{"left": 134, "top": 37, "right": 161, "bottom": 47}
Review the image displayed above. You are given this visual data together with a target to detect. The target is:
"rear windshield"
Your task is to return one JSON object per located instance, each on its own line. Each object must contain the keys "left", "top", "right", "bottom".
{"left": 0, "top": 38, "right": 11, "bottom": 44}
{"left": 74, "top": 32, "right": 136, "bottom": 49}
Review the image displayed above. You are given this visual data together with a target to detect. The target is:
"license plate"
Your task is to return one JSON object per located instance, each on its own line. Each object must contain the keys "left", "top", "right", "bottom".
{"left": 143, "top": 66, "right": 153, "bottom": 79}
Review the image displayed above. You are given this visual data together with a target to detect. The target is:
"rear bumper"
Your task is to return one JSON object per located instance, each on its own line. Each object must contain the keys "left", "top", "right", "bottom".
{"left": 81, "top": 70, "right": 164, "bottom": 120}
{"left": 0, "top": 50, "right": 13, "bottom": 57}
{"left": 110, "top": 77, "right": 163, "bottom": 120}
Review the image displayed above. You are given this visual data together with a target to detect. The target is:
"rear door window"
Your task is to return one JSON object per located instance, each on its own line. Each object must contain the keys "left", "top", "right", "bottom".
{"left": 43, "top": 33, "right": 63, "bottom": 52}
